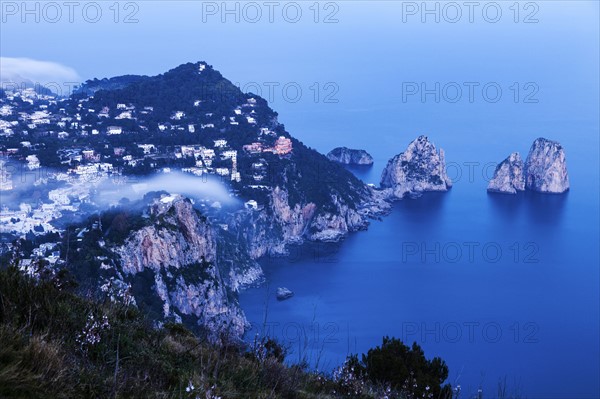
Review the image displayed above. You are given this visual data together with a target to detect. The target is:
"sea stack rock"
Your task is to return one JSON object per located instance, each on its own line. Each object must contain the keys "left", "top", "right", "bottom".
{"left": 327, "top": 147, "right": 374, "bottom": 166}
{"left": 487, "top": 152, "right": 525, "bottom": 194}
{"left": 276, "top": 287, "right": 294, "bottom": 301}
{"left": 525, "top": 138, "right": 569, "bottom": 193}
{"left": 380, "top": 135, "right": 452, "bottom": 199}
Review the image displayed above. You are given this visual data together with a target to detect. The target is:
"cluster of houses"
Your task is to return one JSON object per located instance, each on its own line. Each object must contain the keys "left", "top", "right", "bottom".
{"left": 0, "top": 167, "right": 120, "bottom": 275}
{"left": 1, "top": 87, "right": 293, "bottom": 181}
{"left": 243, "top": 135, "right": 293, "bottom": 156}
{"left": 177, "top": 140, "right": 241, "bottom": 182}
{"left": 1, "top": 197, "right": 69, "bottom": 237}
{"left": 0, "top": 169, "right": 102, "bottom": 236}
{"left": 0, "top": 85, "right": 302, "bottom": 266}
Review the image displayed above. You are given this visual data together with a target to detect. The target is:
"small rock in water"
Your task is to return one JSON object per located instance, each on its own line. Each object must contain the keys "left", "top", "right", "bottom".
{"left": 327, "top": 147, "right": 374, "bottom": 165}
{"left": 276, "top": 287, "right": 294, "bottom": 301}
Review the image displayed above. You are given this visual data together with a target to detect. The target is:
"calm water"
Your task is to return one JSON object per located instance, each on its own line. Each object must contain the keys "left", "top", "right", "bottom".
{"left": 238, "top": 7, "right": 600, "bottom": 394}
{"left": 240, "top": 129, "right": 600, "bottom": 398}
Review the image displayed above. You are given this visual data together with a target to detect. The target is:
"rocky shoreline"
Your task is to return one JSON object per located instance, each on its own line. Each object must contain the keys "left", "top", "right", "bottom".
{"left": 63, "top": 134, "right": 571, "bottom": 341}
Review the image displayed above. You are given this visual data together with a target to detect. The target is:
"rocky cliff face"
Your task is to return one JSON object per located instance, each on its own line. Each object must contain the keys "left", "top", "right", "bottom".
{"left": 380, "top": 136, "right": 452, "bottom": 199}
{"left": 228, "top": 185, "right": 390, "bottom": 258}
{"left": 327, "top": 147, "right": 374, "bottom": 165}
{"left": 117, "top": 195, "right": 216, "bottom": 274}
{"left": 306, "top": 192, "right": 369, "bottom": 241}
{"left": 109, "top": 194, "right": 262, "bottom": 341}
{"left": 268, "top": 185, "right": 369, "bottom": 243}
{"left": 524, "top": 138, "right": 569, "bottom": 193}
{"left": 487, "top": 152, "right": 526, "bottom": 194}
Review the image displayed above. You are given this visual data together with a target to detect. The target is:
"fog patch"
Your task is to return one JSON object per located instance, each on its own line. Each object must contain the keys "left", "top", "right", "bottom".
{"left": 94, "top": 171, "right": 240, "bottom": 210}
{"left": 0, "top": 57, "right": 81, "bottom": 90}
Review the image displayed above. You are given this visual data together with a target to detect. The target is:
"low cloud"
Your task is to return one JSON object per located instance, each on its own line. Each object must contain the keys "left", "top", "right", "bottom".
{"left": 95, "top": 172, "right": 239, "bottom": 208}
{"left": 0, "top": 57, "right": 80, "bottom": 87}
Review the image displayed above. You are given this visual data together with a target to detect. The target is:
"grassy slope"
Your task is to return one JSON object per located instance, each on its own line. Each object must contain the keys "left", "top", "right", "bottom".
{"left": 0, "top": 264, "right": 457, "bottom": 399}
{"left": 0, "top": 266, "right": 341, "bottom": 399}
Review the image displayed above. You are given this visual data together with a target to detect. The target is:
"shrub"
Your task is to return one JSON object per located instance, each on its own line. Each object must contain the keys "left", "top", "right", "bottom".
{"left": 355, "top": 337, "right": 452, "bottom": 399}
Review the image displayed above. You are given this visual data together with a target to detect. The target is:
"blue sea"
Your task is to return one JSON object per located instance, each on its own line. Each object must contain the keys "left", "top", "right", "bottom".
{"left": 237, "top": 4, "right": 600, "bottom": 398}
{"left": 240, "top": 130, "right": 599, "bottom": 398}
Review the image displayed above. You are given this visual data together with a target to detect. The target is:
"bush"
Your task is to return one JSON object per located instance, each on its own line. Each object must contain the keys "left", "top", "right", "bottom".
{"left": 354, "top": 337, "right": 452, "bottom": 399}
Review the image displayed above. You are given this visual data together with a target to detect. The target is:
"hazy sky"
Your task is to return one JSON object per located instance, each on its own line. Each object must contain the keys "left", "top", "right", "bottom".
{"left": 1, "top": 1, "right": 598, "bottom": 155}
{"left": 1, "top": 1, "right": 597, "bottom": 81}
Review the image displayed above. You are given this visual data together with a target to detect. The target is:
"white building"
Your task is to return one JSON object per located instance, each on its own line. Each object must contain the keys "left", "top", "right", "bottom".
{"left": 26, "top": 155, "right": 40, "bottom": 169}
{"left": 201, "top": 148, "right": 215, "bottom": 158}
{"left": 245, "top": 200, "right": 258, "bottom": 210}
{"left": 138, "top": 144, "right": 155, "bottom": 154}
{"left": 182, "top": 167, "right": 204, "bottom": 176}
{"left": 260, "top": 127, "right": 276, "bottom": 136}
{"left": 107, "top": 126, "right": 122, "bottom": 135}
{"left": 0, "top": 105, "right": 12, "bottom": 116}
{"left": 214, "top": 139, "right": 227, "bottom": 148}
{"left": 221, "top": 150, "right": 237, "bottom": 159}
{"left": 115, "top": 111, "right": 133, "bottom": 119}
{"left": 171, "top": 111, "right": 185, "bottom": 120}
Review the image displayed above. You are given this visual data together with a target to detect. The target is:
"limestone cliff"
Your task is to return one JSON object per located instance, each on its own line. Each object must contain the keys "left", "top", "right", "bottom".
{"left": 525, "top": 138, "right": 569, "bottom": 193}
{"left": 487, "top": 152, "right": 526, "bottom": 194}
{"left": 104, "top": 194, "right": 262, "bottom": 341}
{"left": 380, "top": 136, "right": 452, "bottom": 199}
{"left": 228, "top": 185, "right": 389, "bottom": 258}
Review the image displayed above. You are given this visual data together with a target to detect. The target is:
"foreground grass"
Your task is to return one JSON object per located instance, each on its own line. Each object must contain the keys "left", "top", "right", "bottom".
{"left": 0, "top": 266, "right": 344, "bottom": 398}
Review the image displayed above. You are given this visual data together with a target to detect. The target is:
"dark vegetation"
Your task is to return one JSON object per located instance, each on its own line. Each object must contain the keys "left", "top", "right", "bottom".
{"left": 1, "top": 62, "right": 371, "bottom": 214}
{"left": 74, "top": 75, "right": 148, "bottom": 96}
{"left": 0, "top": 265, "right": 453, "bottom": 398}
{"left": 347, "top": 337, "right": 452, "bottom": 398}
